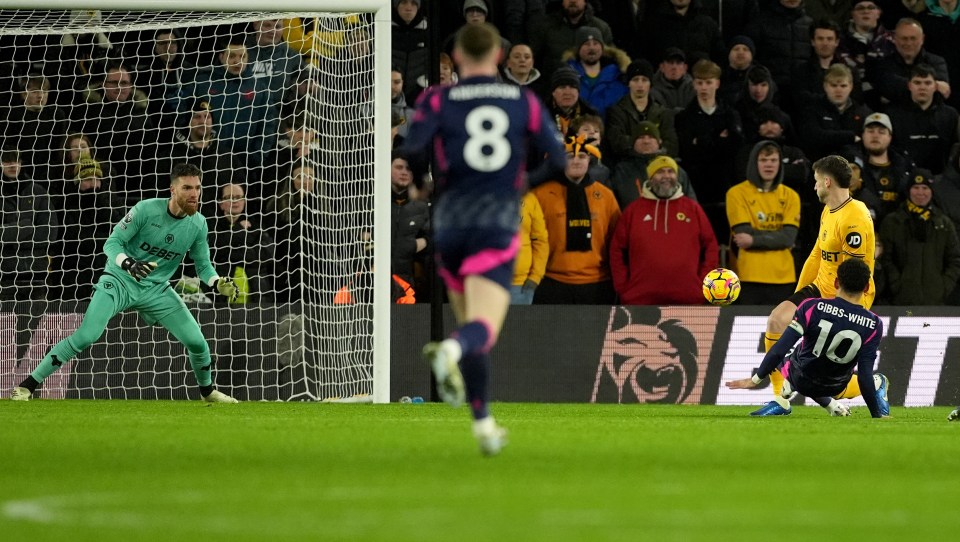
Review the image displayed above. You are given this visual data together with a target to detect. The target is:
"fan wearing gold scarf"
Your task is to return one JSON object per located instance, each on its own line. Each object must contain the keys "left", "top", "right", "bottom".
{"left": 878, "top": 169, "right": 960, "bottom": 305}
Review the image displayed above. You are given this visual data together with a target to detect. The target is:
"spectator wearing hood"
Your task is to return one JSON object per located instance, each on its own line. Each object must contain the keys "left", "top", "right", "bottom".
{"left": 735, "top": 65, "right": 783, "bottom": 142}
{"left": 879, "top": 168, "right": 960, "bottom": 305}
{"left": 726, "top": 140, "right": 802, "bottom": 304}
{"left": 609, "top": 155, "right": 718, "bottom": 305}
{"left": 736, "top": 105, "right": 807, "bottom": 187}
{"left": 562, "top": 26, "right": 629, "bottom": 117}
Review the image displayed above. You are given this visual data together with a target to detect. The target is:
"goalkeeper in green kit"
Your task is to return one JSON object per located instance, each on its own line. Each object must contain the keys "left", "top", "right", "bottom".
{"left": 10, "top": 163, "right": 240, "bottom": 403}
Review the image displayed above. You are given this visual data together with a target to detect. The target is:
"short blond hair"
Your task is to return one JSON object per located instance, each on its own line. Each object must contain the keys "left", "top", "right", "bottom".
{"left": 823, "top": 64, "right": 852, "bottom": 85}
{"left": 691, "top": 59, "right": 721, "bottom": 80}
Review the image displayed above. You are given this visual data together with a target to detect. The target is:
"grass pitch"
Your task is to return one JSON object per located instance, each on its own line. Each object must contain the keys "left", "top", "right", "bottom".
{"left": 1, "top": 401, "right": 958, "bottom": 542}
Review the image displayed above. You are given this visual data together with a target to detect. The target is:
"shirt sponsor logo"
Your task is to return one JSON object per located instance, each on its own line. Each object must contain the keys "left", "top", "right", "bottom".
{"left": 139, "top": 242, "right": 181, "bottom": 261}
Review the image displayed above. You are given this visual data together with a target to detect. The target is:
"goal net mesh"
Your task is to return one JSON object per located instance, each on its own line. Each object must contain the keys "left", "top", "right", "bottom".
{"left": 0, "top": 9, "right": 378, "bottom": 401}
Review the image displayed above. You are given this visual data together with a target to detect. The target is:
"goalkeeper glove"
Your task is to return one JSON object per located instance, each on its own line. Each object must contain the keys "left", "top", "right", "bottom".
{"left": 120, "top": 257, "right": 158, "bottom": 282}
{"left": 215, "top": 277, "right": 239, "bottom": 302}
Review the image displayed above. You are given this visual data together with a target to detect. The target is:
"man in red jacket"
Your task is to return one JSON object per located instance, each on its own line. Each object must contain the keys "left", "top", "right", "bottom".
{"left": 609, "top": 156, "right": 719, "bottom": 305}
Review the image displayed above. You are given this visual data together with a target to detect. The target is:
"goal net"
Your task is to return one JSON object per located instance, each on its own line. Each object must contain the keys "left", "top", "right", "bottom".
{"left": 0, "top": 2, "right": 392, "bottom": 402}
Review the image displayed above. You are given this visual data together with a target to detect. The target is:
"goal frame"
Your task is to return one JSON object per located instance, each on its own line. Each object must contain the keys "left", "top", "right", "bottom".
{"left": 1, "top": 0, "right": 394, "bottom": 403}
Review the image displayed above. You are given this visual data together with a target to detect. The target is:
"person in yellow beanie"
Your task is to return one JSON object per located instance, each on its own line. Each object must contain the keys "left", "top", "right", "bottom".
{"left": 74, "top": 154, "right": 104, "bottom": 191}
{"left": 609, "top": 153, "right": 719, "bottom": 305}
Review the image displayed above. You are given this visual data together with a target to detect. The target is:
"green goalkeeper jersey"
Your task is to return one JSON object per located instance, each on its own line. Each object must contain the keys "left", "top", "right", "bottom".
{"left": 103, "top": 198, "right": 218, "bottom": 287}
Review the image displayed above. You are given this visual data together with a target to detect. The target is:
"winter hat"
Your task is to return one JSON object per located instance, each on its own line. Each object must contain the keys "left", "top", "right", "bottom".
{"left": 623, "top": 59, "right": 654, "bottom": 83}
{"left": 463, "top": 0, "right": 487, "bottom": 15}
{"left": 634, "top": 121, "right": 661, "bottom": 141}
{"left": 394, "top": 0, "right": 420, "bottom": 7}
{"left": 729, "top": 35, "right": 756, "bottom": 56}
{"left": 646, "top": 155, "right": 678, "bottom": 178}
{"left": 75, "top": 154, "right": 103, "bottom": 180}
{"left": 188, "top": 98, "right": 212, "bottom": 114}
{"left": 755, "top": 105, "right": 787, "bottom": 127}
{"left": 574, "top": 26, "right": 604, "bottom": 50}
{"left": 910, "top": 168, "right": 933, "bottom": 188}
{"left": 663, "top": 47, "right": 686, "bottom": 63}
{"left": 551, "top": 66, "right": 581, "bottom": 90}
{"left": 564, "top": 134, "right": 602, "bottom": 160}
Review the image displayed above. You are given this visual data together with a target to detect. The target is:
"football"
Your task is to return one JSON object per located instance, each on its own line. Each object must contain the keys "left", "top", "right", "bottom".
{"left": 702, "top": 268, "right": 741, "bottom": 306}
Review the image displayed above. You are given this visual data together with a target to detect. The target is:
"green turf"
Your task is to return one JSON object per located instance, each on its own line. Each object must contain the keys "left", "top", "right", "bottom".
{"left": 1, "top": 402, "right": 958, "bottom": 542}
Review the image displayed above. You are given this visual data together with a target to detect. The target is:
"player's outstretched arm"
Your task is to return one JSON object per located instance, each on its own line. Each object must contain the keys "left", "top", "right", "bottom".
{"left": 726, "top": 376, "right": 761, "bottom": 390}
{"left": 725, "top": 324, "right": 802, "bottom": 390}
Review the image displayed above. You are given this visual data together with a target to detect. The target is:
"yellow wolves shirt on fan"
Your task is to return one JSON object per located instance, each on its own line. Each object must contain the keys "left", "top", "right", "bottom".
{"left": 726, "top": 180, "right": 801, "bottom": 284}
{"left": 797, "top": 197, "right": 876, "bottom": 308}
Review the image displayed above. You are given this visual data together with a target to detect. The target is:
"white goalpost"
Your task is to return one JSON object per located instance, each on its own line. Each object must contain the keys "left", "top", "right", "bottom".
{"left": 0, "top": 1, "right": 393, "bottom": 403}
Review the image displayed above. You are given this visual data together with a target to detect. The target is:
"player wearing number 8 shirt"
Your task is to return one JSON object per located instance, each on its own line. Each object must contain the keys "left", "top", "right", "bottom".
{"left": 401, "top": 23, "right": 565, "bottom": 455}
{"left": 751, "top": 155, "right": 877, "bottom": 416}
{"left": 726, "top": 258, "right": 889, "bottom": 418}
{"left": 9, "top": 163, "right": 241, "bottom": 403}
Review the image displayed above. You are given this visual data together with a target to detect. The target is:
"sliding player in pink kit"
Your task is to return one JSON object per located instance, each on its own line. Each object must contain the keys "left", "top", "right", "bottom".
{"left": 401, "top": 23, "right": 565, "bottom": 455}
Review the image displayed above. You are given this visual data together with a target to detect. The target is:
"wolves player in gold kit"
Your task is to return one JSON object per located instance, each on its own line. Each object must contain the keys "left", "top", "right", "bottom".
{"left": 751, "top": 155, "right": 878, "bottom": 416}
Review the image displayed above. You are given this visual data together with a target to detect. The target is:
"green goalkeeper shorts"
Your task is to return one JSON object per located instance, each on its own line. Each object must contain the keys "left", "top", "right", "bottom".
{"left": 94, "top": 272, "right": 193, "bottom": 325}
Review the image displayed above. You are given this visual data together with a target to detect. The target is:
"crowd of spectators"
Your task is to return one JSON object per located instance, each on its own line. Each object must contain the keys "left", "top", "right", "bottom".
{"left": 390, "top": 0, "right": 960, "bottom": 307}
{"left": 2, "top": 1, "right": 960, "bottom": 307}
{"left": 0, "top": 14, "right": 344, "bottom": 304}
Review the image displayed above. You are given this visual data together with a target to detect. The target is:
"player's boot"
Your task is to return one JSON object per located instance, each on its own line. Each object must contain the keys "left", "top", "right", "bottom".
{"left": 9, "top": 387, "right": 32, "bottom": 401}
{"left": 750, "top": 400, "right": 792, "bottom": 416}
{"left": 202, "top": 390, "right": 239, "bottom": 404}
{"left": 874, "top": 373, "right": 890, "bottom": 416}
{"left": 423, "top": 340, "right": 465, "bottom": 408}
{"left": 948, "top": 407, "right": 960, "bottom": 422}
{"left": 473, "top": 417, "right": 508, "bottom": 457}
